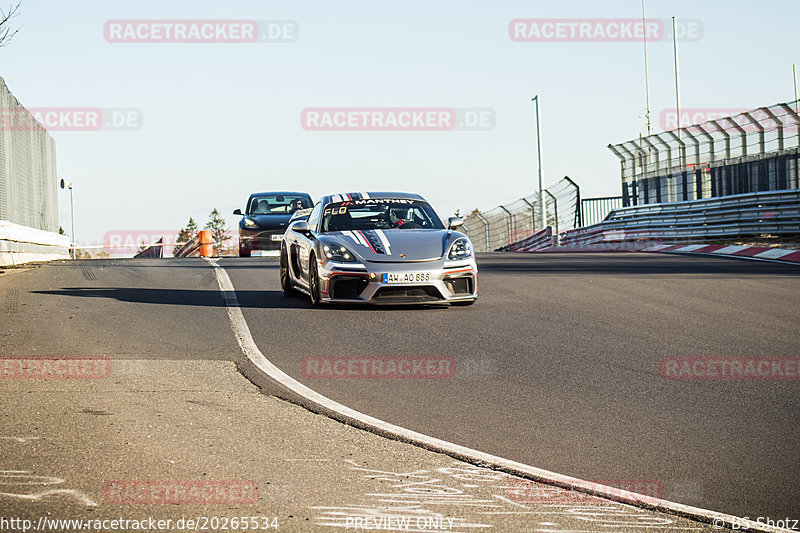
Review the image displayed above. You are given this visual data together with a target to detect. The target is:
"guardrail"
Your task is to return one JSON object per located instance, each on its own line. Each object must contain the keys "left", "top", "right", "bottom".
{"left": 560, "top": 189, "right": 800, "bottom": 244}
{"left": 174, "top": 230, "right": 214, "bottom": 258}
{"left": 499, "top": 189, "right": 800, "bottom": 251}
{"left": 495, "top": 227, "right": 555, "bottom": 252}
{"left": 133, "top": 238, "right": 164, "bottom": 258}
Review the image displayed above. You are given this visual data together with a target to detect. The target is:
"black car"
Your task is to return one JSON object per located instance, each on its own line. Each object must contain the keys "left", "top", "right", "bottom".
{"left": 233, "top": 192, "right": 313, "bottom": 257}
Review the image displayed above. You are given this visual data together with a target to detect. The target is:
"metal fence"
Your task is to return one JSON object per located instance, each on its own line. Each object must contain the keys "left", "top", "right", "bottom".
{"left": 609, "top": 101, "right": 800, "bottom": 207}
{"left": 461, "top": 177, "right": 580, "bottom": 252}
{"left": 0, "top": 76, "right": 58, "bottom": 232}
{"left": 581, "top": 196, "right": 624, "bottom": 226}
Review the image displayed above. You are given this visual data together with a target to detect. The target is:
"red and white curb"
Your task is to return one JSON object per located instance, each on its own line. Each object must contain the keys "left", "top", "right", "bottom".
{"left": 643, "top": 244, "right": 800, "bottom": 264}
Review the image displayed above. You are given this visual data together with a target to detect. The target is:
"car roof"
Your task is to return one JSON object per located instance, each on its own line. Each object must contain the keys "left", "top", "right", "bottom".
{"left": 319, "top": 192, "right": 426, "bottom": 205}
{"left": 248, "top": 191, "right": 312, "bottom": 198}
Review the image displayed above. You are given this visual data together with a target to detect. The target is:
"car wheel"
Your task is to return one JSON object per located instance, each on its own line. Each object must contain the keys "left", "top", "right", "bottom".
{"left": 239, "top": 245, "right": 251, "bottom": 257}
{"left": 280, "top": 246, "right": 295, "bottom": 297}
{"left": 308, "top": 255, "right": 322, "bottom": 306}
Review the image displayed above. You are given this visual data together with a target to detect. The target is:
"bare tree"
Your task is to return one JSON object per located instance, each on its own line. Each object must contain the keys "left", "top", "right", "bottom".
{"left": 0, "top": 2, "right": 21, "bottom": 48}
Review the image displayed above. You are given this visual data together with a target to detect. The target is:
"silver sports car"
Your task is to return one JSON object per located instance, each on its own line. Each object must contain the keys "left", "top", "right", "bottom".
{"left": 280, "top": 192, "right": 477, "bottom": 306}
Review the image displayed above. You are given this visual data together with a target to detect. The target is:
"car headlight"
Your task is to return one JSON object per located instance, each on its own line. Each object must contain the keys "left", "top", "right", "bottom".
{"left": 448, "top": 238, "right": 473, "bottom": 260}
{"left": 243, "top": 218, "right": 257, "bottom": 227}
{"left": 322, "top": 243, "right": 357, "bottom": 263}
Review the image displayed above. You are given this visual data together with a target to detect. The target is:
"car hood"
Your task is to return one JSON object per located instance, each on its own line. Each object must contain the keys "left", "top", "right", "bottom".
{"left": 243, "top": 214, "right": 292, "bottom": 230}
{"left": 326, "top": 229, "right": 455, "bottom": 262}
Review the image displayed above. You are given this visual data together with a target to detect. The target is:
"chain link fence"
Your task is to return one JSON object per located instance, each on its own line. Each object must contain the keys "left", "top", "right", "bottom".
{"left": 0, "top": 76, "right": 58, "bottom": 232}
{"left": 461, "top": 177, "right": 580, "bottom": 252}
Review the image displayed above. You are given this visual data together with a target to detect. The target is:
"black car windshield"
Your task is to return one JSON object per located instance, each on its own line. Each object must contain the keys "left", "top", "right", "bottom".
{"left": 321, "top": 199, "right": 445, "bottom": 232}
{"left": 248, "top": 195, "right": 312, "bottom": 215}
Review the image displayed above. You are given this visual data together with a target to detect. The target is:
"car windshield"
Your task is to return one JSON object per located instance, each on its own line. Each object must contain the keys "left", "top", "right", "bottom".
{"left": 248, "top": 194, "right": 312, "bottom": 215}
{"left": 321, "top": 199, "right": 445, "bottom": 232}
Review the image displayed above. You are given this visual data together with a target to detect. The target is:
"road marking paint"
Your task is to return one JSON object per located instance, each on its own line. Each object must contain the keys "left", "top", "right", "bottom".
{"left": 0, "top": 470, "right": 97, "bottom": 506}
{"left": 0, "top": 489, "right": 98, "bottom": 506}
{"left": 207, "top": 258, "right": 785, "bottom": 533}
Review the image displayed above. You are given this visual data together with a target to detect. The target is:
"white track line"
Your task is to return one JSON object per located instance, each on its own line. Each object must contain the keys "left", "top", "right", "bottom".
{"left": 206, "top": 258, "right": 790, "bottom": 533}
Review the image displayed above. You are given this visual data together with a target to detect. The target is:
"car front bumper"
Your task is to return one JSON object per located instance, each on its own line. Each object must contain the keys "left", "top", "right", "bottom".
{"left": 239, "top": 229, "right": 285, "bottom": 251}
{"left": 317, "top": 257, "right": 478, "bottom": 305}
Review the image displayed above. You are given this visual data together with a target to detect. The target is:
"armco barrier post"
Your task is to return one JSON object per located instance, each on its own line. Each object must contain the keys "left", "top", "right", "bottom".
{"left": 199, "top": 230, "right": 213, "bottom": 257}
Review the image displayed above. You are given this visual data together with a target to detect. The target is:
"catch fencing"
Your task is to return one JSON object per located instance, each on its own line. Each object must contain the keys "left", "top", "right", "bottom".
{"left": 0, "top": 76, "right": 59, "bottom": 233}
{"left": 461, "top": 177, "right": 583, "bottom": 252}
{"left": 609, "top": 101, "right": 800, "bottom": 207}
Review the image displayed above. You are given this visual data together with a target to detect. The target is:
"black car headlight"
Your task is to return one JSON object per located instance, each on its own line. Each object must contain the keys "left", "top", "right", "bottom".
{"left": 243, "top": 218, "right": 257, "bottom": 228}
{"left": 448, "top": 238, "right": 473, "bottom": 260}
{"left": 322, "top": 243, "right": 357, "bottom": 263}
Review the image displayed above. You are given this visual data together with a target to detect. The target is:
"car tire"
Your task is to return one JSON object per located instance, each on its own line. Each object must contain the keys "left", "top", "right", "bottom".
{"left": 239, "top": 246, "right": 251, "bottom": 257}
{"left": 308, "top": 255, "right": 322, "bottom": 306}
{"left": 280, "top": 246, "right": 295, "bottom": 297}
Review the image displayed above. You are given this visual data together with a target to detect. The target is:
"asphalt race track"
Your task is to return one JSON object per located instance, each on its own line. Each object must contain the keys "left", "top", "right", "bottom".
{"left": 7, "top": 252, "right": 800, "bottom": 523}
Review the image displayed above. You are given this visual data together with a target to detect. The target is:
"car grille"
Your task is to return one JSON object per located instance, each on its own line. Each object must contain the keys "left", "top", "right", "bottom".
{"left": 330, "top": 276, "right": 369, "bottom": 299}
{"left": 444, "top": 276, "right": 474, "bottom": 295}
{"left": 372, "top": 285, "right": 444, "bottom": 302}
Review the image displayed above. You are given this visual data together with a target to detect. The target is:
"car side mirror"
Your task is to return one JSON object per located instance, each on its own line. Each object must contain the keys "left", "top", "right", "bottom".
{"left": 448, "top": 217, "right": 464, "bottom": 230}
{"left": 291, "top": 220, "right": 311, "bottom": 234}
{"left": 233, "top": 209, "right": 243, "bottom": 216}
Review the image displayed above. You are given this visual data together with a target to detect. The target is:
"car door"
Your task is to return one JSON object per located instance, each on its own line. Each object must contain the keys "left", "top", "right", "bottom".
{"left": 293, "top": 202, "right": 321, "bottom": 282}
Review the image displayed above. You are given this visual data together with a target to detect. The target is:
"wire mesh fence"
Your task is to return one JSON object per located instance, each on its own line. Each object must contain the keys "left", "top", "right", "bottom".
{"left": 0, "top": 77, "right": 58, "bottom": 233}
{"left": 461, "top": 177, "right": 580, "bottom": 252}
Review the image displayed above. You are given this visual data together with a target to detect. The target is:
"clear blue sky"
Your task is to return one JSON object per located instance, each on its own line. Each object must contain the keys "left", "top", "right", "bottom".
{"left": 3, "top": 0, "right": 799, "bottom": 245}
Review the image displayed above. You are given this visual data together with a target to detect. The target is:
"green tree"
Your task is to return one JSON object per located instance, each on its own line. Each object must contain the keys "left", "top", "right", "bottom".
{"left": 205, "top": 209, "right": 230, "bottom": 254}
{"left": 185, "top": 217, "right": 199, "bottom": 235}
{"left": 173, "top": 217, "right": 199, "bottom": 255}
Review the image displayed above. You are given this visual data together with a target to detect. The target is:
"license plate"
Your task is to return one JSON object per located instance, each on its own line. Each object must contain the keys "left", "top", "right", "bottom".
{"left": 270, "top": 234, "right": 283, "bottom": 241}
{"left": 382, "top": 272, "right": 431, "bottom": 283}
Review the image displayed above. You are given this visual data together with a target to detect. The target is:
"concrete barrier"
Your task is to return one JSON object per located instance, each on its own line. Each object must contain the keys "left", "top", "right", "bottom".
{"left": 0, "top": 220, "right": 70, "bottom": 266}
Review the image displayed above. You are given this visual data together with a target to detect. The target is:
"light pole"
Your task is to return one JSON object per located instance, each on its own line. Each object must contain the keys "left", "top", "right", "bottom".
{"left": 641, "top": 0, "right": 652, "bottom": 136}
{"left": 60, "top": 178, "right": 75, "bottom": 259}
{"left": 532, "top": 95, "right": 546, "bottom": 230}
{"left": 672, "top": 16, "right": 682, "bottom": 141}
